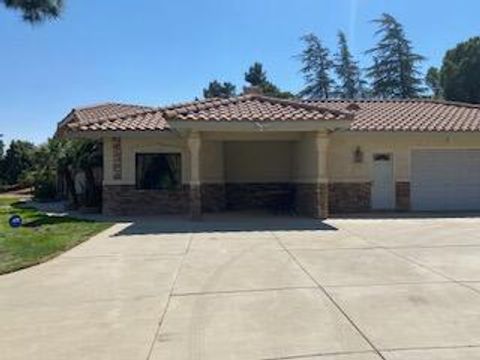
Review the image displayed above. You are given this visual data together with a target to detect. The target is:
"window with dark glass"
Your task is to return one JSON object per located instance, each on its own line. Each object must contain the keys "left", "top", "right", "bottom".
{"left": 136, "top": 153, "right": 181, "bottom": 190}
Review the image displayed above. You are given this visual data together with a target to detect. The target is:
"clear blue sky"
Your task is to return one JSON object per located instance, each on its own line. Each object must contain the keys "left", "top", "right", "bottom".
{"left": 0, "top": 0, "right": 479, "bottom": 146}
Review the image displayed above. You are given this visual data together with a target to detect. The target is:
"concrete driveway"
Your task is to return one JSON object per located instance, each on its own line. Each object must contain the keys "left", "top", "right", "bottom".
{"left": 2, "top": 215, "right": 480, "bottom": 359}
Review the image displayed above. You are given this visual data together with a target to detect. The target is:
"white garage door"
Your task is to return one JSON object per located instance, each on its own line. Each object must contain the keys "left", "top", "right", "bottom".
{"left": 411, "top": 149, "right": 480, "bottom": 211}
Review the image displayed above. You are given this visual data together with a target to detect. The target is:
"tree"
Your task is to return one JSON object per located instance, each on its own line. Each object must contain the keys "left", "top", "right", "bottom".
{"left": 23, "top": 139, "right": 59, "bottom": 199}
{"left": 440, "top": 37, "right": 480, "bottom": 104}
{"left": 23, "top": 138, "right": 102, "bottom": 206}
{"left": 73, "top": 139, "right": 102, "bottom": 207}
{"left": 425, "top": 67, "right": 442, "bottom": 98}
{"left": 366, "top": 13, "right": 425, "bottom": 98}
{"left": 2, "top": 140, "right": 35, "bottom": 185}
{"left": 203, "top": 80, "right": 236, "bottom": 98}
{"left": 244, "top": 62, "right": 294, "bottom": 98}
{"left": 334, "top": 31, "right": 362, "bottom": 98}
{"left": 298, "top": 33, "right": 334, "bottom": 99}
{"left": 0, "top": 137, "right": 4, "bottom": 159}
{"left": 3, "top": 0, "right": 64, "bottom": 23}
{"left": 0, "top": 136, "right": 4, "bottom": 185}
{"left": 244, "top": 62, "right": 268, "bottom": 87}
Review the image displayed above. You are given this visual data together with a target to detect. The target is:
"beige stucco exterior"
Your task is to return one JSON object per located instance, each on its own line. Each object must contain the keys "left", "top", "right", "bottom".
{"left": 103, "top": 135, "right": 191, "bottom": 185}
{"left": 103, "top": 131, "right": 480, "bottom": 188}
{"left": 98, "top": 129, "right": 480, "bottom": 217}
{"left": 224, "top": 141, "right": 295, "bottom": 183}
{"left": 103, "top": 131, "right": 329, "bottom": 186}
{"left": 328, "top": 132, "right": 480, "bottom": 183}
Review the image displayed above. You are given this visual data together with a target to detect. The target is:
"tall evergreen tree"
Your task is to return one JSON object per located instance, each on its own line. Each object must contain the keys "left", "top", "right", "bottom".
{"left": 203, "top": 80, "right": 236, "bottom": 99}
{"left": 2, "top": 140, "right": 35, "bottom": 185}
{"left": 366, "top": 13, "right": 425, "bottom": 98}
{"left": 425, "top": 67, "right": 442, "bottom": 98}
{"left": 440, "top": 37, "right": 480, "bottom": 104}
{"left": 298, "top": 33, "right": 334, "bottom": 99}
{"left": 244, "top": 62, "right": 268, "bottom": 87}
{"left": 334, "top": 31, "right": 362, "bottom": 99}
{"left": 0, "top": 136, "right": 4, "bottom": 185}
{"left": 244, "top": 62, "right": 294, "bottom": 98}
{"left": 3, "top": 0, "right": 64, "bottom": 23}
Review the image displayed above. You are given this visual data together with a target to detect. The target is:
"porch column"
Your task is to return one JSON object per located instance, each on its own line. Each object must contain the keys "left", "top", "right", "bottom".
{"left": 315, "top": 131, "right": 329, "bottom": 218}
{"left": 188, "top": 131, "right": 202, "bottom": 220}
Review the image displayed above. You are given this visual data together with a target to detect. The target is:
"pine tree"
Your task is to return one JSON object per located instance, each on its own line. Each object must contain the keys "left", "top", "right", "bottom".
{"left": 366, "top": 13, "right": 425, "bottom": 99}
{"left": 244, "top": 62, "right": 294, "bottom": 98}
{"left": 440, "top": 37, "right": 480, "bottom": 104}
{"left": 203, "top": 80, "right": 236, "bottom": 99}
{"left": 425, "top": 67, "right": 442, "bottom": 98}
{"left": 244, "top": 62, "right": 268, "bottom": 87}
{"left": 334, "top": 31, "right": 362, "bottom": 99}
{"left": 3, "top": 0, "right": 64, "bottom": 23}
{"left": 298, "top": 33, "right": 334, "bottom": 99}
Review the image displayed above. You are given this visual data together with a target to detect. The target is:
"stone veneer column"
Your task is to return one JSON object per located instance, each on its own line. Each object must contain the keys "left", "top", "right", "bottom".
{"left": 112, "top": 137, "right": 122, "bottom": 180}
{"left": 396, "top": 181, "right": 411, "bottom": 211}
{"left": 315, "top": 132, "right": 330, "bottom": 218}
{"left": 188, "top": 131, "right": 202, "bottom": 220}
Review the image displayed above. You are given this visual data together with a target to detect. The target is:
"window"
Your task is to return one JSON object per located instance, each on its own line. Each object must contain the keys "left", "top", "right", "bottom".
{"left": 373, "top": 154, "right": 391, "bottom": 162}
{"left": 136, "top": 153, "right": 181, "bottom": 190}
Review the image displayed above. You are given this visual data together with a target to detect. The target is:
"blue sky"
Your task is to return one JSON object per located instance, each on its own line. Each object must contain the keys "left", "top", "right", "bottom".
{"left": 0, "top": 0, "right": 479, "bottom": 145}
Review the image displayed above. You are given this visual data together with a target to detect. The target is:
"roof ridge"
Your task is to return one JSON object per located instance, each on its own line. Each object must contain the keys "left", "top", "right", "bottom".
{"left": 308, "top": 98, "right": 480, "bottom": 109}
{"left": 416, "top": 99, "right": 480, "bottom": 109}
{"left": 249, "top": 94, "right": 352, "bottom": 117}
{"left": 162, "top": 96, "right": 235, "bottom": 111}
{"left": 68, "top": 106, "right": 162, "bottom": 129}
{"left": 73, "top": 102, "right": 153, "bottom": 111}
{"left": 163, "top": 94, "right": 352, "bottom": 119}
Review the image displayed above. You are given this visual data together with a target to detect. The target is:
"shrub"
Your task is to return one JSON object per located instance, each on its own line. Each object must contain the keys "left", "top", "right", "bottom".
{"left": 28, "top": 170, "right": 57, "bottom": 201}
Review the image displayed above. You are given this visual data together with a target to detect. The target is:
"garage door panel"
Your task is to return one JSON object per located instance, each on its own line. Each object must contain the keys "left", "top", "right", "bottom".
{"left": 411, "top": 150, "right": 480, "bottom": 211}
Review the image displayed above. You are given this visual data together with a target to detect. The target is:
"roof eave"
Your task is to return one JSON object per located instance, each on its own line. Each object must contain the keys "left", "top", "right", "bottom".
{"left": 167, "top": 119, "right": 352, "bottom": 132}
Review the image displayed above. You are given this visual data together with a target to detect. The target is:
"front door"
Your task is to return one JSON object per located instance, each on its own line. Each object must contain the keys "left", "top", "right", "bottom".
{"left": 371, "top": 153, "right": 394, "bottom": 210}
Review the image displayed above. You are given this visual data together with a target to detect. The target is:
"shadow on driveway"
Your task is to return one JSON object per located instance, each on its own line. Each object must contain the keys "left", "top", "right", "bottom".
{"left": 114, "top": 213, "right": 338, "bottom": 235}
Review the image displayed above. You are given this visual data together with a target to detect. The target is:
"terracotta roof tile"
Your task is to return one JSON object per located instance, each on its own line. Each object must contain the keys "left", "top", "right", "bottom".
{"left": 309, "top": 99, "right": 480, "bottom": 132}
{"left": 164, "top": 94, "right": 351, "bottom": 122}
{"left": 59, "top": 103, "right": 169, "bottom": 133}
{"left": 57, "top": 97, "right": 480, "bottom": 135}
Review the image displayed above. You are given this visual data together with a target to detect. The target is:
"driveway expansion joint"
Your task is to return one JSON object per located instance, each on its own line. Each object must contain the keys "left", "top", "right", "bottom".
{"left": 171, "top": 286, "right": 318, "bottom": 297}
{"left": 270, "top": 231, "right": 387, "bottom": 360}
{"left": 260, "top": 349, "right": 378, "bottom": 359}
{"left": 379, "top": 343, "right": 480, "bottom": 353}
{"left": 145, "top": 233, "right": 194, "bottom": 360}
{"left": 338, "top": 225, "right": 480, "bottom": 300}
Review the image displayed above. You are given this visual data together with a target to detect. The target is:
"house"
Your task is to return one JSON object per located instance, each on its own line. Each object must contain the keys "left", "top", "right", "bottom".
{"left": 56, "top": 93, "right": 480, "bottom": 218}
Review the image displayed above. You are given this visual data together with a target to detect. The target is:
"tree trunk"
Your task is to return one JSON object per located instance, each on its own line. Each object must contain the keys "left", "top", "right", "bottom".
{"left": 64, "top": 168, "right": 79, "bottom": 209}
{"left": 84, "top": 167, "right": 97, "bottom": 207}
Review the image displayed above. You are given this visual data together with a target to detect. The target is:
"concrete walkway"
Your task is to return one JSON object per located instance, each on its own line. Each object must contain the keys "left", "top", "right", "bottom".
{"left": 2, "top": 214, "right": 480, "bottom": 359}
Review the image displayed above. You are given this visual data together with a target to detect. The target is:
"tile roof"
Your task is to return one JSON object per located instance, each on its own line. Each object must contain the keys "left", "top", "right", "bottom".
{"left": 59, "top": 103, "right": 169, "bottom": 133}
{"left": 57, "top": 95, "right": 351, "bottom": 134}
{"left": 163, "top": 94, "right": 352, "bottom": 122}
{"left": 309, "top": 99, "right": 480, "bottom": 132}
{"left": 57, "top": 97, "right": 480, "bottom": 134}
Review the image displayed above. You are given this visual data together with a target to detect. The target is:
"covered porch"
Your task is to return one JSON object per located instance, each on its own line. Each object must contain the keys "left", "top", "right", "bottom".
{"left": 58, "top": 94, "right": 352, "bottom": 218}
{"left": 195, "top": 130, "right": 331, "bottom": 219}
{"left": 101, "top": 128, "right": 333, "bottom": 219}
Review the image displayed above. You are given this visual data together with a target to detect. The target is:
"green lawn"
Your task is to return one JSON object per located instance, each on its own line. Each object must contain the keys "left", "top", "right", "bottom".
{"left": 0, "top": 197, "right": 112, "bottom": 274}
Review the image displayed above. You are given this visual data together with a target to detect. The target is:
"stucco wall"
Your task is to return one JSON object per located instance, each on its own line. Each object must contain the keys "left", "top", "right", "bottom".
{"left": 224, "top": 141, "right": 294, "bottom": 183}
{"left": 294, "top": 133, "right": 319, "bottom": 183}
{"left": 103, "top": 132, "right": 480, "bottom": 187}
{"left": 201, "top": 140, "right": 224, "bottom": 183}
{"left": 103, "top": 136, "right": 190, "bottom": 185}
{"left": 103, "top": 136, "right": 231, "bottom": 185}
{"left": 328, "top": 132, "right": 480, "bottom": 182}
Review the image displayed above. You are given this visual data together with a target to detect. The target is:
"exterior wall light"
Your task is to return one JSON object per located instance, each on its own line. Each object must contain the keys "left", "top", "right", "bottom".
{"left": 353, "top": 146, "right": 364, "bottom": 163}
